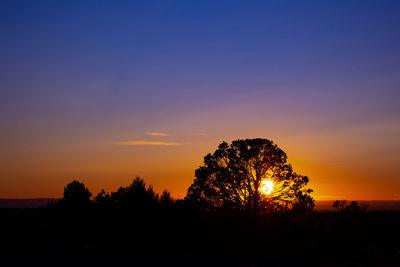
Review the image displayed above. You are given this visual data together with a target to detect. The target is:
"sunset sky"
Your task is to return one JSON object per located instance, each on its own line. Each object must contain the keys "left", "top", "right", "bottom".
{"left": 1, "top": 0, "right": 399, "bottom": 200}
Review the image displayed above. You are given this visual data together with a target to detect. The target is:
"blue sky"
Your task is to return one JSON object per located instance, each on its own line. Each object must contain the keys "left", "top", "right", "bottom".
{"left": 0, "top": 0, "right": 399, "bottom": 199}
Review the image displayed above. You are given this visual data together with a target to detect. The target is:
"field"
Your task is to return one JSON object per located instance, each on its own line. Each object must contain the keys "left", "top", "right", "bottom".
{"left": 1, "top": 205, "right": 400, "bottom": 266}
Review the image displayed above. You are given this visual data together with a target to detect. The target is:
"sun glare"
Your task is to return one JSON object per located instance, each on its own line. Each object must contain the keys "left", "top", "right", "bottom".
{"left": 260, "top": 180, "right": 274, "bottom": 195}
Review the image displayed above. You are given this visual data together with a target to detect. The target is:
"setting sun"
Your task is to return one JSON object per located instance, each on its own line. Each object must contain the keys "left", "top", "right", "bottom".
{"left": 260, "top": 180, "right": 274, "bottom": 195}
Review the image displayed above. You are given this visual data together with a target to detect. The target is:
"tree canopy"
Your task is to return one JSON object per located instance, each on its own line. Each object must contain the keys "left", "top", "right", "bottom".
{"left": 60, "top": 180, "right": 92, "bottom": 209}
{"left": 186, "top": 138, "right": 314, "bottom": 213}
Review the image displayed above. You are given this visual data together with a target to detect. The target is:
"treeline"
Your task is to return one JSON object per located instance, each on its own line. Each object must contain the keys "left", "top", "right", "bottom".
{"left": 54, "top": 177, "right": 179, "bottom": 213}
{"left": 1, "top": 178, "right": 400, "bottom": 266}
{"left": 53, "top": 178, "right": 368, "bottom": 215}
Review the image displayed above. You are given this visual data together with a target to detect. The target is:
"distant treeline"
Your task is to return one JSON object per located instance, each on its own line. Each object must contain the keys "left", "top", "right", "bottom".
{"left": 51, "top": 178, "right": 184, "bottom": 216}
{"left": 0, "top": 178, "right": 399, "bottom": 266}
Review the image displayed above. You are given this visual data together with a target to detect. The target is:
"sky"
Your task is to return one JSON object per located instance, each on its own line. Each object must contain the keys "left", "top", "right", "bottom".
{"left": 0, "top": 0, "right": 399, "bottom": 200}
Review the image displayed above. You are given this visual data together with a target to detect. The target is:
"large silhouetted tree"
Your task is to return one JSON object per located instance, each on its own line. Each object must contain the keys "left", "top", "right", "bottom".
{"left": 186, "top": 138, "right": 314, "bottom": 213}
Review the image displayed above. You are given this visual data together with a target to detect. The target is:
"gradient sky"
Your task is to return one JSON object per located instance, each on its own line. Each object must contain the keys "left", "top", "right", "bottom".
{"left": 1, "top": 0, "right": 399, "bottom": 200}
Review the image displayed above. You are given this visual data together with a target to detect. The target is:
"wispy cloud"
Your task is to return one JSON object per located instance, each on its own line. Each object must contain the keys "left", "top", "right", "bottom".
{"left": 146, "top": 132, "right": 169, "bottom": 136}
{"left": 117, "top": 140, "right": 178, "bottom": 146}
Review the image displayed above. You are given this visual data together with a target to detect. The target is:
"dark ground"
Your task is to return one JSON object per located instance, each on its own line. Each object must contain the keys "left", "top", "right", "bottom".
{"left": 0, "top": 207, "right": 400, "bottom": 267}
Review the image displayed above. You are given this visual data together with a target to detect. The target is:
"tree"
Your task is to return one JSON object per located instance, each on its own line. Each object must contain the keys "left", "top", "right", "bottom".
{"left": 333, "top": 200, "right": 347, "bottom": 211}
{"left": 333, "top": 200, "right": 368, "bottom": 214}
{"left": 160, "top": 190, "right": 174, "bottom": 208}
{"left": 94, "top": 189, "right": 112, "bottom": 208}
{"left": 60, "top": 180, "right": 92, "bottom": 209}
{"left": 186, "top": 138, "right": 314, "bottom": 213}
{"left": 112, "top": 177, "right": 159, "bottom": 212}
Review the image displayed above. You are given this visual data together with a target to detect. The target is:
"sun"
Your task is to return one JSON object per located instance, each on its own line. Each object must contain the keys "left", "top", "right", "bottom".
{"left": 260, "top": 180, "right": 274, "bottom": 195}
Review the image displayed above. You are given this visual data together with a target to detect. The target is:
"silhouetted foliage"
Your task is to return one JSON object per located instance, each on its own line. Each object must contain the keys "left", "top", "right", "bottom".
{"left": 94, "top": 189, "right": 112, "bottom": 209}
{"left": 345, "top": 201, "right": 368, "bottom": 214}
{"left": 58, "top": 180, "right": 92, "bottom": 209}
{"left": 1, "top": 177, "right": 399, "bottom": 266}
{"left": 94, "top": 189, "right": 110, "bottom": 203}
{"left": 111, "top": 177, "right": 160, "bottom": 213}
{"left": 292, "top": 190, "right": 315, "bottom": 212}
{"left": 333, "top": 200, "right": 347, "bottom": 211}
{"left": 333, "top": 200, "right": 368, "bottom": 214}
{"left": 186, "top": 138, "right": 314, "bottom": 213}
{"left": 160, "top": 190, "right": 174, "bottom": 208}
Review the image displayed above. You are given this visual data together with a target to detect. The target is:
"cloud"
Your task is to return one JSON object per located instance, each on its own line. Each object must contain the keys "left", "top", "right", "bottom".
{"left": 146, "top": 132, "right": 169, "bottom": 136}
{"left": 117, "top": 140, "right": 179, "bottom": 146}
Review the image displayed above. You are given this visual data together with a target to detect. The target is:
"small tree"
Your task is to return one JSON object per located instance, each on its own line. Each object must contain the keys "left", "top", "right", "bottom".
{"left": 333, "top": 200, "right": 347, "bottom": 211}
{"left": 94, "top": 189, "right": 112, "bottom": 207}
{"left": 292, "top": 190, "right": 315, "bottom": 212}
{"left": 112, "top": 177, "right": 159, "bottom": 211}
{"left": 333, "top": 200, "right": 368, "bottom": 213}
{"left": 61, "top": 180, "right": 92, "bottom": 209}
{"left": 160, "top": 190, "right": 174, "bottom": 208}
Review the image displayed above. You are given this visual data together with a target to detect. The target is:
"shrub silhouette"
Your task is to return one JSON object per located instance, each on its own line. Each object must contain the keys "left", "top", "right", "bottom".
{"left": 58, "top": 180, "right": 92, "bottom": 209}
{"left": 111, "top": 177, "right": 160, "bottom": 213}
{"left": 160, "top": 190, "right": 174, "bottom": 208}
{"left": 333, "top": 200, "right": 347, "bottom": 211}
{"left": 292, "top": 190, "right": 315, "bottom": 212}
{"left": 186, "top": 138, "right": 314, "bottom": 213}
{"left": 94, "top": 189, "right": 112, "bottom": 210}
{"left": 333, "top": 200, "right": 368, "bottom": 213}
